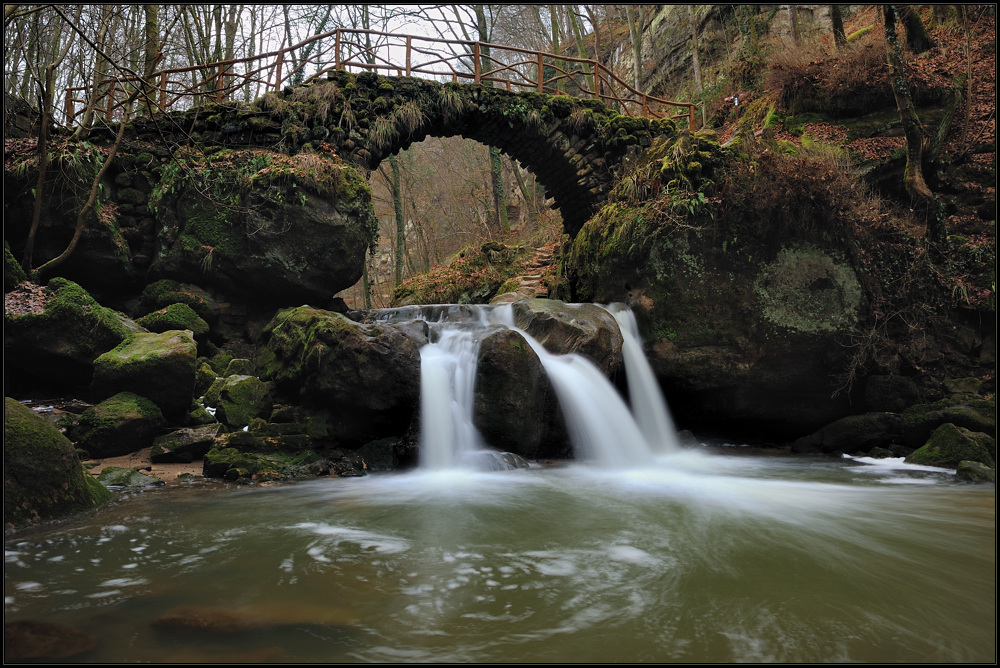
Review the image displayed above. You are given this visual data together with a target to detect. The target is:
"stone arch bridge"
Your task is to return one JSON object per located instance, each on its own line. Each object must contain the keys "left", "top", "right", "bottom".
{"left": 125, "top": 69, "right": 680, "bottom": 235}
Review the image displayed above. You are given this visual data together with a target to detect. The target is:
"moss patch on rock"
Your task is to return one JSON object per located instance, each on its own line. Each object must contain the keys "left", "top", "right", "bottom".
{"left": 905, "top": 423, "right": 996, "bottom": 468}
{"left": 4, "top": 397, "right": 113, "bottom": 529}
{"left": 75, "top": 391, "right": 166, "bottom": 458}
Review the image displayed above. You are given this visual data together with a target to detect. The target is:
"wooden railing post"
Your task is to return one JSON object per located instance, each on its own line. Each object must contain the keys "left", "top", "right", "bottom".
{"left": 689, "top": 104, "right": 696, "bottom": 131}
{"left": 64, "top": 89, "right": 74, "bottom": 124}
{"left": 335, "top": 30, "right": 341, "bottom": 70}
{"left": 216, "top": 63, "right": 225, "bottom": 103}
{"left": 473, "top": 42, "right": 481, "bottom": 83}
{"left": 537, "top": 53, "right": 544, "bottom": 92}
{"left": 105, "top": 81, "right": 116, "bottom": 121}
{"left": 159, "top": 72, "right": 167, "bottom": 110}
{"left": 405, "top": 36, "right": 412, "bottom": 77}
{"left": 274, "top": 51, "right": 283, "bottom": 91}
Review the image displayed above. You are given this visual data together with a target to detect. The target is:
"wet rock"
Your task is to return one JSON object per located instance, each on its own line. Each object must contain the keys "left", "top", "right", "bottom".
{"left": 4, "top": 397, "right": 113, "bottom": 529}
{"left": 151, "top": 424, "right": 223, "bottom": 463}
{"left": 74, "top": 392, "right": 166, "bottom": 458}
{"left": 474, "top": 327, "right": 560, "bottom": 459}
{"left": 956, "top": 460, "right": 996, "bottom": 483}
{"left": 4, "top": 620, "right": 97, "bottom": 660}
{"left": 791, "top": 412, "right": 902, "bottom": 454}
{"left": 260, "top": 306, "right": 425, "bottom": 446}
{"left": 510, "top": 299, "right": 623, "bottom": 375}
{"left": 905, "top": 423, "right": 996, "bottom": 469}
{"left": 96, "top": 465, "right": 165, "bottom": 488}
{"left": 151, "top": 602, "right": 355, "bottom": 635}
{"left": 92, "top": 330, "right": 198, "bottom": 419}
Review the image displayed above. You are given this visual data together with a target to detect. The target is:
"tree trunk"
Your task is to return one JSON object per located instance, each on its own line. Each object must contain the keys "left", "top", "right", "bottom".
{"left": 625, "top": 5, "right": 644, "bottom": 90}
{"left": 899, "top": 5, "right": 934, "bottom": 54}
{"left": 831, "top": 5, "right": 847, "bottom": 49}
{"left": 141, "top": 4, "right": 159, "bottom": 114}
{"left": 390, "top": 154, "right": 405, "bottom": 286}
{"left": 689, "top": 5, "right": 703, "bottom": 94}
{"left": 787, "top": 5, "right": 799, "bottom": 45}
{"left": 490, "top": 147, "right": 508, "bottom": 232}
{"left": 883, "top": 5, "right": 945, "bottom": 244}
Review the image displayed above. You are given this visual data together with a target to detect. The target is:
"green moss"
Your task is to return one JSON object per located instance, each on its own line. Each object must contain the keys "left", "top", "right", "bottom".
{"left": 75, "top": 392, "right": 164, "bottom": 445}
{"left": 136, "top": 303, "right": 209, "bottom": 337}
{"left": 4, "top": 241, "right": 27, "bottom": 292}
{"left": 4, "top": 397, "right": 113, "bottom": 528}
{"left": 905, "top": 423, "right": 996, "bottom": 468}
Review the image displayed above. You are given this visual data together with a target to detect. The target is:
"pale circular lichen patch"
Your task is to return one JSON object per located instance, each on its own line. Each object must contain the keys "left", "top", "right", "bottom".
{"left": 754, "top": 246, "right": 862, "bottom": 333}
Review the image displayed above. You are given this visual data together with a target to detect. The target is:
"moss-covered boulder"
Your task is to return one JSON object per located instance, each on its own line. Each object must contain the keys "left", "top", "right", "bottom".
{"left": 905, "top": 423, "right": 996, "bottom": 468}
{"left": 92, "top": 330, "right": 198, "bottom": 418}
{"left": 4, "top": 278, "right": 138, "bottom": 391}
{"left": 473, "top": 327, "right": 565, "bottom": 459}
{"left": 901, "top": 396, "right": 996, "bottom": 448}
{"left": 956, "top": 460, "right": 996, "bottom": 483}
{"left": 202, "top": 438, "right": 365, "bottom": 484}
{"left": 509, "top": 299, "right": 624, "bottom": 376}
{"left": 151, "top": 424, "right": 223, "bottom": 463}
{"left": 4, "top": 397, "right": 113, "bottom": 529}
{"left": 148, "top": 149, "right": 377, "bottom": 307}
{"left": 136, "top": 303, "right": 210, "bottom": 338}
{"left": 790, "top": 412, "right": 903, "bottom": 454}
{"left": 74, "top": 392, "right": 166, "bottom": 458}
{"left": 139, "top": 280, "right": 220, "bottom": 325}
{"left": 204, "top": 375, "right": 273, "bottom": 429}
{"left": 4, "top": 241, "right": 27, "bottom": 292}
{"left": 96, "top": 466, "right": 164, "bottom": 488}
{"left": 260, "top": 306, "right": 425, "bottom": 446}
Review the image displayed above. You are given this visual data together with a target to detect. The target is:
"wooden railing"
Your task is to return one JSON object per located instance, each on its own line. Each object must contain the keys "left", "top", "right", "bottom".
{"left": 64, "top": 28, "right": 697, "bottom": 130}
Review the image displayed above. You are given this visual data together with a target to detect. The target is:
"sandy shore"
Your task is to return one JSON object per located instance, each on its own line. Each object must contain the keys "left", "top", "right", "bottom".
{"left": 87, "top": 447, "right": 205, "bottom": 485}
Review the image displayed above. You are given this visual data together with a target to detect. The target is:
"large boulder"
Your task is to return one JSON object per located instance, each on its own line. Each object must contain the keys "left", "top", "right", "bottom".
{"left": 203, "top": 375, "right": 273, "bottom": 429}
{"left": 4, "top": 397, "right": 113, "bottom": 529}
{"left": 148, "top": 150, "right": 377, "bottom": 307}
{"left": 900, "top": 395, "right": 996, "bottom": 448}
{"left": 260, "top": 306, "right": 426, "bottom": 446}
{"left": 4, "top": 278, "right": 138, "bottom": 391}
{"left": 92, "top": 330, "right": 198, "bottom": 418}
{"left": 509, "top": 299, "right": 624, "bottom": 376}
{"left": 791, "top": 412, "right": 903, "bottom": 455}
{"left": 473, "top": 327, "right": 565, "bottom": 459}
{"left": 905, "top": 423, "right": 996, "bottom": 469}
{"left": 151, "top": 424, "right": 223, "bottom": 463}
{"left": 74, "top": 392, "right": 166, "bottom": 458}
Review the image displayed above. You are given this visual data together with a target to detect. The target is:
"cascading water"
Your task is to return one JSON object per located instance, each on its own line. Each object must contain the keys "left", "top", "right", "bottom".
{"left": 395, "top": 301, "right": 682, "bottom": 470}
{"left": 605, "top": 304, "right": 681, "bottom": 453}
{"left": 418, "top": 327, "right": 485, "bottom": 470}
{"left": 490, "top": 303, "right": 657, "bottom": 468}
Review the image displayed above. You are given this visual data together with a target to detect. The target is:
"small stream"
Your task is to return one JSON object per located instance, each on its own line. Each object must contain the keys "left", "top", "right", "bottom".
{"left": 4, "top": 454, "right": 995, "bottom": 663}
{"left": 4, "top": 304, "right": 995, "bottom": 662}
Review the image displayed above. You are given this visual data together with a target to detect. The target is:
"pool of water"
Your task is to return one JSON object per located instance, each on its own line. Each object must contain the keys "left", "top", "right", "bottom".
{"left": 4, "top": 449, "right": 995, "bottom": 663}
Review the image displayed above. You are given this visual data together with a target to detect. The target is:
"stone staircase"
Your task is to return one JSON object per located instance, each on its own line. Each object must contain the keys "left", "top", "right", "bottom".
{"left": 493, "top": 242, "right": 556, "bottom": 303}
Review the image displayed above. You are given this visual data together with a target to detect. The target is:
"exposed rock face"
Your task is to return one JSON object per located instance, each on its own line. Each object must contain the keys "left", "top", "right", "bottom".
{"left": 260, "top": 306, "right": 427, "bottom": 446}
{"left": 4, "top": 397, "right": 113, "bottom": 529}
{"left": 92, "top": 330, "right": 198, "bottom": 419}
{"left": 151, "top": 424, "right": 223, "bottom": 463}
{"left": 510, "top": 299, "right": 624, "bottom": 375}
{"left": 148, "top": 151, "right": 377, "bottom": 307}
{"left": 474, "top": 326, "right": 565, "bottom": 459}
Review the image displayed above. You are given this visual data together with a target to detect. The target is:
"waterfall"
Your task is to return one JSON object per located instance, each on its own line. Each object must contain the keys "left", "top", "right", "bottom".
{"left": 605, "top": 304, "right": 681, "bottom": 453}
{"left": 418, "top": 327, "right": 485, "bottom": 470}
{"left": 491, "top": 304, "right": 656, "bottom": 468}
{"left": 401, "top": 301, "right": 680, "bottom": 470}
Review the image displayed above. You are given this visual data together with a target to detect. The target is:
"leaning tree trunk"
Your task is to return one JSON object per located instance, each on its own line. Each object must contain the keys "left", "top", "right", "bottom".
{"left": 883, "top": 5, "right": 945, "bottom": 244}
